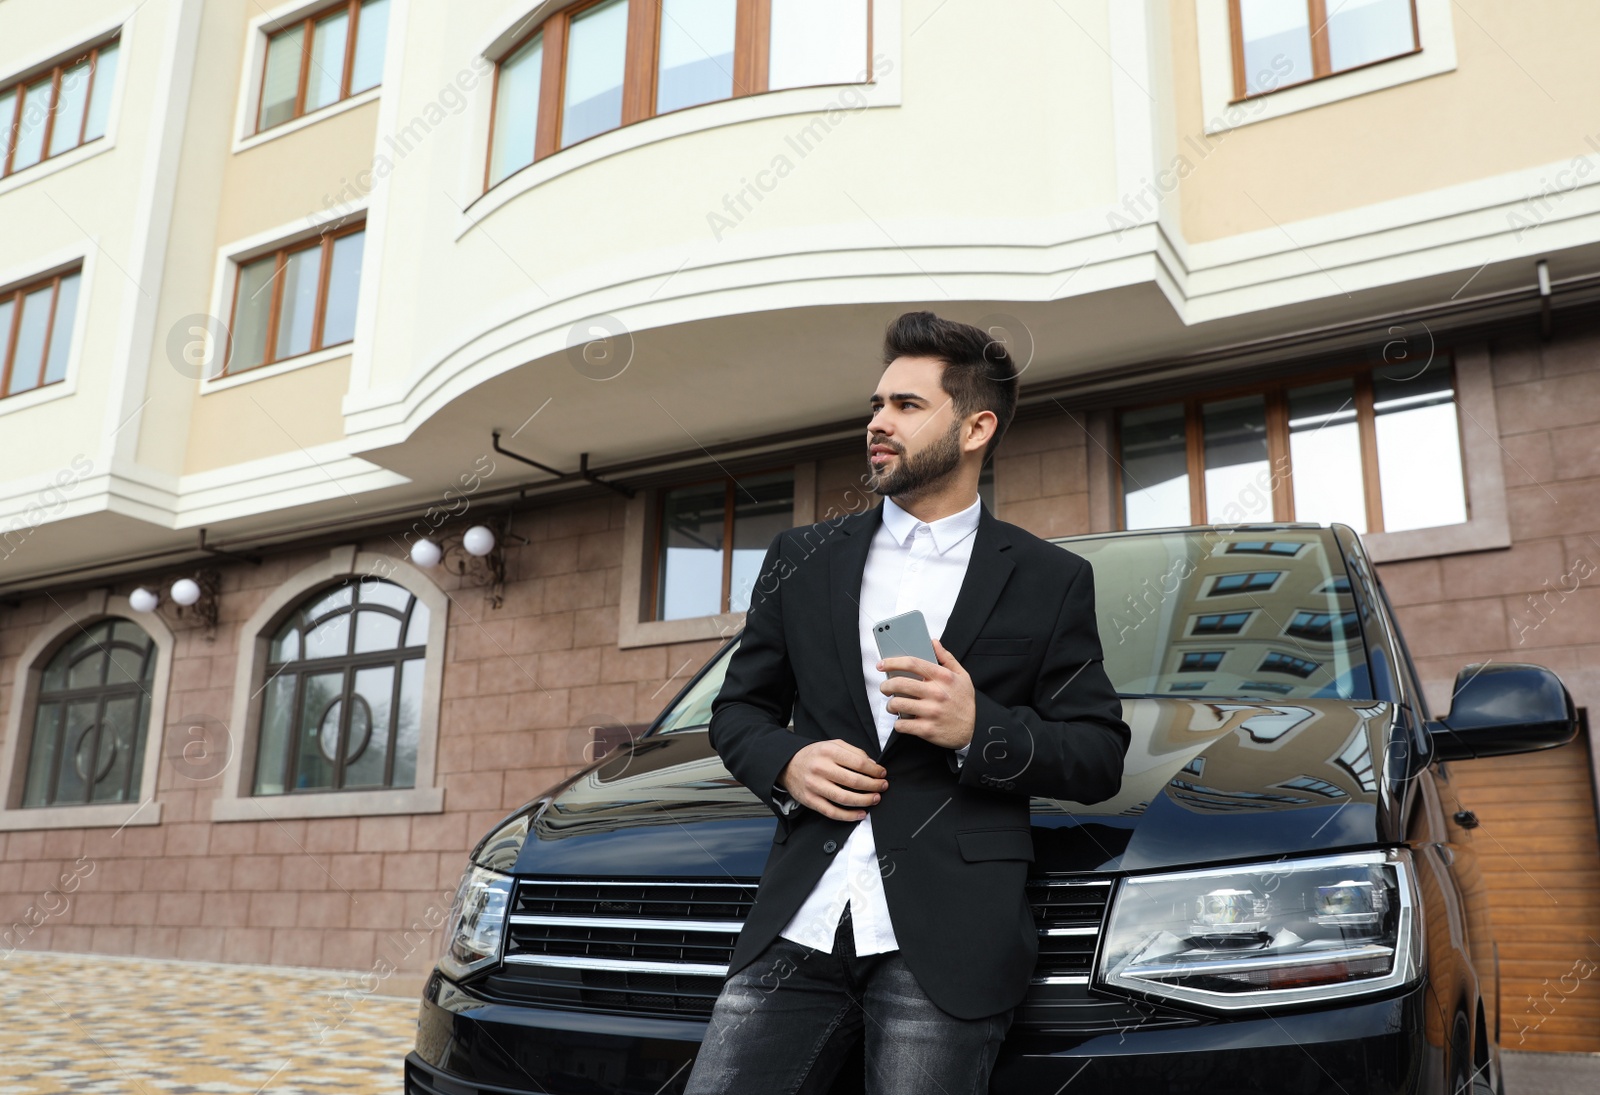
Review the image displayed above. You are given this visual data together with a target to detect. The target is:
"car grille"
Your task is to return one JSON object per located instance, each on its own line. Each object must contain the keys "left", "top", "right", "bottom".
{"left": 481, "top": 873, "right": 1191, "bottom": 1029}
{"left": 1028, "top": 876, "right": 1109, "bottom": 984}
{"left": 1018, "top": 875, "right": 1193, "bottom": 1031}
{"left": 483, "top": 877, "right": 755, "bottom": 1019}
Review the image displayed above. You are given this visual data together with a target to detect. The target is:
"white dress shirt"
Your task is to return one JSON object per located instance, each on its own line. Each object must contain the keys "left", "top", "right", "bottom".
{"left": 775, "top": 493, "right": 982, "bottom": 955}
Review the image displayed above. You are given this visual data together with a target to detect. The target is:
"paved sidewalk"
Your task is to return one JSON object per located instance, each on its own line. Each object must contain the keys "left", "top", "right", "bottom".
{"left": 1501, "top": 1049, "right": 1600, "bottom": 1095}
{"left": 2, "top": 950, "right": 417, "bottom": 1094}
{"left": 9, "top": 950, "right": 1595, "bottom": 1094}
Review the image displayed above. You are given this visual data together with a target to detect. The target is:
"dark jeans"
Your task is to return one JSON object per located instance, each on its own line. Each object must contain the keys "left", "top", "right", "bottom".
{"left": 684, "top": 902, "right": 1013, "bottom": 1095}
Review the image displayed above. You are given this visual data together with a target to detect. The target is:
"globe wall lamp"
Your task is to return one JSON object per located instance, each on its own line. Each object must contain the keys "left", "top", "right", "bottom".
{"left": 129, "top": 569, "right": 223, "bottom": 637}
{"left": 407, "top": 515, "right": 526, "bottom": 609}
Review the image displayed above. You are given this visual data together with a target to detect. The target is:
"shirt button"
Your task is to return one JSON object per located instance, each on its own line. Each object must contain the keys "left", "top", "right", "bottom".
{"left": 823, "top": 840, "right": 838, "bottom": 853}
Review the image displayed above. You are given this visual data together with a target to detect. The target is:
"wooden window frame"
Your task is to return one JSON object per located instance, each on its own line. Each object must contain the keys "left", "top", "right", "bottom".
{"left": 1110, "top": 354, "right": 1465, "bottom": 535}
{"left": 646, "top": 465, "right": 794, "bottom": 621}
{"left": 484, "top": 0, "right": 873, "bottom": 192}
{"left": 0, "top": 267, "right": 81, "bottom": 400}
{"left": 0, "top": 36, "right": 117, "bottom": 179}
{"left": 1227, "top": 0, "right": 1420, "bottom": 102}
{"left": 254, "top": 0, "right": 382, "bottom": 134}
{"left": 224, "top": 221, "right": 364, "bottom": 377}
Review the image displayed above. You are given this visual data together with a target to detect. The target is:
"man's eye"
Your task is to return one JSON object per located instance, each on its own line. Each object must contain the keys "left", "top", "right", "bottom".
{"left": 901, "top": 402, "right": 916, "bottom": 410}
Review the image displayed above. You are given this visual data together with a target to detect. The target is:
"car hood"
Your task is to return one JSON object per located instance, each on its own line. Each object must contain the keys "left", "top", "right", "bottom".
{"left": 512, "top": 697, "right": 1404, "bottom": 877}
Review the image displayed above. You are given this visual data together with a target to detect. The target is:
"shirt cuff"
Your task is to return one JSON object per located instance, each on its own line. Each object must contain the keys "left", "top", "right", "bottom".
{"left": 954, "top": 741, "right": 970, "bottom": 768}
{"left": 771, "top": 783, "right": 798, "bottom": 814}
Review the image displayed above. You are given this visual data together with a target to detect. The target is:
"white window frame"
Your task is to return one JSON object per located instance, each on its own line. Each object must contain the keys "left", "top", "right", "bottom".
{"left": 210, "top": 545, "right": 447, "bottom": 821}
{"left": 0, "top": 590, "right": 173, "bottom": 831}
{"left": 1195, "top": 0, "right": 1456, "bottom": 135}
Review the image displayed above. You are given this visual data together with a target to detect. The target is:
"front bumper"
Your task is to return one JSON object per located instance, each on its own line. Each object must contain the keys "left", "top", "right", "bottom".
{"left": 407, "top": 967, "right": 1438, "bottom": 1094}
{"left": 407, "top": 970, "right": 705, "bottom": 1095}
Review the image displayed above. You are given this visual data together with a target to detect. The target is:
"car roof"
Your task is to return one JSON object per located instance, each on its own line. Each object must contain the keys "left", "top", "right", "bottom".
{"left": 1047, "top": 522, "right": 1343, "bottom": 545}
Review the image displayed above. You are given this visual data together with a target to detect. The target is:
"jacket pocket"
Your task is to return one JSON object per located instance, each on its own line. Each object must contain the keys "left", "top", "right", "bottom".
{"left": 955, "top": 826, "right": 1035, "bottom": 862}
{"left": 968, "top": 636, "right": 1033, "bottom": 657}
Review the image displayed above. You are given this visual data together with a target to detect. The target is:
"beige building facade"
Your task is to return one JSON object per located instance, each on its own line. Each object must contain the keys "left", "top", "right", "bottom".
{"left": 0, "top": 0, "right": 1596, "bottom": 1053}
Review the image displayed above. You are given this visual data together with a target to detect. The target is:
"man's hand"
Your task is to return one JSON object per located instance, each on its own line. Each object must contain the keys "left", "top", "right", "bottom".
{"left": 876, "top": 638, "right": 976, "bottom": 751}
{"left": 777, "top": 739, "right": 888, "bottom": 821}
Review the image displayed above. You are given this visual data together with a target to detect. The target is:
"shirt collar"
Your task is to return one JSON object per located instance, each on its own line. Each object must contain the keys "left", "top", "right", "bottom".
{"left": 880, "top": 494, "right": 982, "bottom": 555}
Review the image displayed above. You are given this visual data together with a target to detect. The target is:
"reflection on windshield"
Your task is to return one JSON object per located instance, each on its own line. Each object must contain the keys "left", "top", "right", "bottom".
{"left": 1066, "top": 530, "right": 1371, "bottom": 701}
{"left": 653, "top": 529, "right": 1372, "bottom": 732}
{"left": 653, "top": 654, "right": 733, "bottom": 734}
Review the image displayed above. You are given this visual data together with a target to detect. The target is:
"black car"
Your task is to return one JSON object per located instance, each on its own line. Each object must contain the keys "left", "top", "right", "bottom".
{"left": 405, "top": 523, "right": 1577, "bottom": 1095}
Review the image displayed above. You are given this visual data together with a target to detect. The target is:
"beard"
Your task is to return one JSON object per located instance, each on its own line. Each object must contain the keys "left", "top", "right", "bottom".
{"left": 868, "top": 418, "right": 964, "bottom": 499}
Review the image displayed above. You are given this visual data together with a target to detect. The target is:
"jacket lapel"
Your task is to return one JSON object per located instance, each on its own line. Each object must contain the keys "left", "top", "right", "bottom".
{"left": 931, "top": 502, "right": 1015, "bottom": 663}
{"left": 830, "top": 502, "right": 887, "bottom": 759}
{"left": 829, "top": 499, "right": 1016, "bottom": 762}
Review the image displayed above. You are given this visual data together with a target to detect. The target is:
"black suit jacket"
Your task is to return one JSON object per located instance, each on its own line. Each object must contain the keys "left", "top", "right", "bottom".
{"left": 708, "top": 498, "right": 1131, "bottom": 1019}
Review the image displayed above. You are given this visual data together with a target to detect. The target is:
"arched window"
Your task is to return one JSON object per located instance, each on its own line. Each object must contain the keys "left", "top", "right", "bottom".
{"left": 23, "top": 618, "right": 156, "bottom": 807}
{"left": 253, "top": 577, "right": 428, "bottom": 795}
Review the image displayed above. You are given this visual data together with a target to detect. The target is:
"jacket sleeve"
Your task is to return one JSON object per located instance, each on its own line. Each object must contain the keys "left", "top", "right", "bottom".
{"left": 953, "top": 555, "right": 1130, "bottom": 803}
{"left": 708, "top": 530, "right": 812, "bottom": 822}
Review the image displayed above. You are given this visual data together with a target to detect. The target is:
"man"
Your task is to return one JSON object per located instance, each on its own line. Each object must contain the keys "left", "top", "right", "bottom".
{"left": 686, "top": 311, "right": 1130, "bottom": 1094}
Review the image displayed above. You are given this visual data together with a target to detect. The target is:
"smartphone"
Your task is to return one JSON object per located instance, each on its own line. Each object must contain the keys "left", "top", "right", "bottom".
{"left": 873, "top": 610, "right": 938, "bottom": 680}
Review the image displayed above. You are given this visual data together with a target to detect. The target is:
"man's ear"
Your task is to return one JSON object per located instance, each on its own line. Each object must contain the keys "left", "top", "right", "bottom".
{"left": 964, "top": 409, "right": 997, "bottom": 456}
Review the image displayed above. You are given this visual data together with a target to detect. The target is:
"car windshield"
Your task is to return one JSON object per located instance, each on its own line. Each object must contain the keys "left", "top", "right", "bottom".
{"left": 653, "top": 527, "right": 1372, "bottom": 734}
{"left": 652, "top": 652, "right": 734, "bottom": 734}
{"left": 1065, "top": 527, "right": 1372, "bottom": 701}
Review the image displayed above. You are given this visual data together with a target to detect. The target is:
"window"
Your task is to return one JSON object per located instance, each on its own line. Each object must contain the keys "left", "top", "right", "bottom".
{"left": 23, "top": 619, "right": 155, "bottom": 807}
{"left": 256, "top": 0, "right": 389, "bottom": 132}
{"left": 1260, "top": 651, "right": 1319, "bottom": 678}
{"left": 486, "top": 0, "right": 871, "bottom": 188}
{"left": 1241, "top": 680, "right": 1295, "bottom": 696}
{"left": 1179, "top": 651, "right": 1226, "bottom": 673}
{"left": 253, "top": 577, "right": 427, "bottom": 795}
{"left": 1115, "top": 357, "right": 1467, "bottom": 535}
{"left": 1279, "top": 774, "right": 1347, "bottom": 798}
{"left": 1230, "top": 0, "right": 1418, "bottom": 99}
{"left": 1285, "top": 608, "right": 1358, "bottom": 643}
{"left": 0, "top": 267, "right": 81, "bottom": 399}
{"left": 226, "top": 222, "right": 364, "bottom": 374}
{"left": 657, "top": 0, "right": 737, "bottom": 113}
{"left": 1227, "top": 540, "right": 1302, "bottom": 556}
{"left": 0, "top": 35, "right": 119, "bottom": 178}
{"left": 1168, "top": 681, "right": 1209, "bottom": 692}
{"left": 652, "top": 469, "right": 794, "bottom": 621}
{"left": 1335, "top": 728, "right": 1376, "bottom": 791}
{"left": 1192, "top": 611, "right": 1250, "bottom": 635}
{"left": 1209, "top": 571, "right": 1280, "bottom": 596}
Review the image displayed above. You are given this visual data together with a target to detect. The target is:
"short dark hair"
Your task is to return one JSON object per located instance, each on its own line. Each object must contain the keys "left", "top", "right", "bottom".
{"left": 881, "top": 311, "right": 1019, "bottom": 463}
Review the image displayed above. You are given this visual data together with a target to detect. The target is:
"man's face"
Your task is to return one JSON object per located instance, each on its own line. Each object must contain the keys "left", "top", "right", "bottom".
{"left": 866, "top": 355, "right": 966, "bottom": 498}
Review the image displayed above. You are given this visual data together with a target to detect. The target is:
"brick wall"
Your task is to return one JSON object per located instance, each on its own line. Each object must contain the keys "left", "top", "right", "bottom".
{"left": 0, "top": 494, "right": 724, "bottom": 1001}
{"left": 1377, "top": 328, "right": 1600, "bottom": 1054}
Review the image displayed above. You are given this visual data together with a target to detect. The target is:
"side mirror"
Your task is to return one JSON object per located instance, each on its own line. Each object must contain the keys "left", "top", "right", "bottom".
{"left": 1428, "top": 663, "right": 1578, "bottom": 762}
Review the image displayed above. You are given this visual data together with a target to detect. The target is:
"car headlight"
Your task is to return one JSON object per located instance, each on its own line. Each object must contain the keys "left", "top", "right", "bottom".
{"left": 440, "top": 863, "right": 513, "bottom": 981}
{"left": 1096, "top": 849, "right": 1422, "bottom": 1011}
